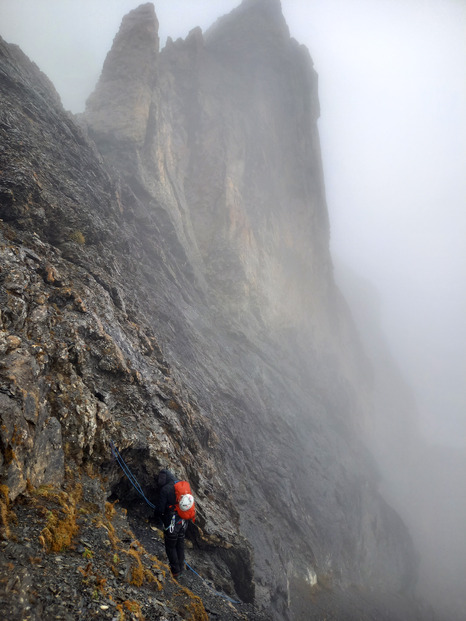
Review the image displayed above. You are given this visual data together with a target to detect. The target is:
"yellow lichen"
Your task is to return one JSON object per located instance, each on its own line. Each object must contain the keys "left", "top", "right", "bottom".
{"left": 174, "top": 586, "right": 209, "bottom": 621}
{"left": 123, "top": 600, "right": 144, "bottom": 620}
{"left": 115, "top": 603, "right": 125, "bottom": 621}
{"left": 3, "top": 445, "right": 16, "bottom": 466}
{"left": 68, "top": 230, "right": 86, "bottom": 245}
{"left": 38, "top": 483, "right": 82, "bottom": 552}
{"left": 127, "top": 548, "right": 144, "bottom": 587}
{"left": 0, "top": 484, "right": 11, "bottom": 539}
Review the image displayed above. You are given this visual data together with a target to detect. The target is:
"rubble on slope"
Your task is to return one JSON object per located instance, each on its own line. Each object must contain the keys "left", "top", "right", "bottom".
{"left": 0, "top": 469, "right": 268, "bottom": 621}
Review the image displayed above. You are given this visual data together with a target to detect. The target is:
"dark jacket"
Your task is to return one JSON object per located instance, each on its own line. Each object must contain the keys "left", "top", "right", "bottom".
{"left": 154, "top": 469, "right": 177, "bottom": 528}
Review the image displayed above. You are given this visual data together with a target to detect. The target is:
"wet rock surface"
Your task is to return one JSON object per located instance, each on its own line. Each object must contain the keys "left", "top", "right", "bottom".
{"left": 0, "top": 474, "right": 433, "bottom": 621}
{"left": 0, "top": 473, "right": 269, "bottom": 620}
{"left": 0, "top": 2, "right": 432, "bottom": 619}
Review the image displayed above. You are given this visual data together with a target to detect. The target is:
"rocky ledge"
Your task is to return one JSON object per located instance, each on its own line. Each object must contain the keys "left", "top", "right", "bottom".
{"left": 0, "top": 470, "right": 268, "bottom": 620}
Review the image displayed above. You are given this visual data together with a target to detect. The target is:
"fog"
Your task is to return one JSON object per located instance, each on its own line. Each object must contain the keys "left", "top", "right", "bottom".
{"left": 2, "top": 0, "right": 464, "bottom": 449}
{"left": 1, "top": 0, "right": 465, "bottom": 614}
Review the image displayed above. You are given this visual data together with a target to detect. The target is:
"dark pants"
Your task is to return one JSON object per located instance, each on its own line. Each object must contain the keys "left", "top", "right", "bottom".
{"left": 164, "top": 518, "right": 188, "bottom": 576}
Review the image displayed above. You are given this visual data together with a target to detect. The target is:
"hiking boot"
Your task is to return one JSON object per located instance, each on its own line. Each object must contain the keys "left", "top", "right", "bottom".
{"left": 172, "top": 568, "right": 185, "bottom": 579}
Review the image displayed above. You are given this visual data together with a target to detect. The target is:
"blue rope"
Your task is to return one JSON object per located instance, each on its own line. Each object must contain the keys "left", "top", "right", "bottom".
{"left": 109, "top": 441, "right": 155, "bottom": 509}
{"left": 110, "top": 441, "right": 143, "bottom": 495}
{"left": 185, "top": 562, "right": 241, "bottom": 604}
{"left": 110, "top": 441, "right": 150, "bottom": 503}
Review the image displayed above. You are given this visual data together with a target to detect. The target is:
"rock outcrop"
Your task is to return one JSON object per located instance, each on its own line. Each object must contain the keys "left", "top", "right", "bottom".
{"left": 1, "top": 2, "right": 426, "bottom": 619}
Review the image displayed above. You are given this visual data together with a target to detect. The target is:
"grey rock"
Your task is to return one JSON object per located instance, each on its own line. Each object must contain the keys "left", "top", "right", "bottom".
{"left": 0, "top": 3, "right": 424, "bottom": 620}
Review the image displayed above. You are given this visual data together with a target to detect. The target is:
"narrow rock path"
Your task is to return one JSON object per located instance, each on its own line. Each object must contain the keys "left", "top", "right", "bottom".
{"left": 0, "top": 474, "right": 269, "bottom": 620}
{"left": 126, "top": 511, "right": 268, "bottom": 621}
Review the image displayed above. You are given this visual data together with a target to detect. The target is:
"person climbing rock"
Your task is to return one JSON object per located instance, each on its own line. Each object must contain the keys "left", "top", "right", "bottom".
{"left": 154, "top": 469, "right": 195, "bottom": 579}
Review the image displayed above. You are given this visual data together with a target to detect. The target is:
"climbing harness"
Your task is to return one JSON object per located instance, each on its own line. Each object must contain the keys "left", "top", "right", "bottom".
{"left": 166, "top": 514, "right": 185, "bottom": 533}
{"left": 109, "top": 440, "right": 155, "bottom": 509}
{"left": 168, "top": 515, "right": 176, "bottom": 533}
{"left": 185, "top": 562, "right": 241, "bottom": 605}
{"left": 110, "top": 441, "right": 241, "bottom": 606}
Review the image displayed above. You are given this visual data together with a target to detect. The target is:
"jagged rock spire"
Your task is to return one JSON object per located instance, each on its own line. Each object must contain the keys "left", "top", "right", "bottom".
{"left": 85, "top": 3, "right": 159, "bottom": 144}
{"left": 205, "top": 0, "right": 289, "bottom": 52}
{"left": 0, "top": 3, "right": 424, "bottom": 618}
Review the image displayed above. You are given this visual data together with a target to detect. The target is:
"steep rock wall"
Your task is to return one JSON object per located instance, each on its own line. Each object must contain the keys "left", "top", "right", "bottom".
{"left": 86, "top": 0, "right": 333, "bottom": 334}
{"left": 83, "top": 1, "right": 417, "bottom": 612}
{"left": 1, "top": 2, "right": 421, "bottom": 619}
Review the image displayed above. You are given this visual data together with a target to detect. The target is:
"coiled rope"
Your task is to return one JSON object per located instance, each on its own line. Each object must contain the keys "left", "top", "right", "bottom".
{"left": 109, "top": 440, "right": 242, "bottom": 606}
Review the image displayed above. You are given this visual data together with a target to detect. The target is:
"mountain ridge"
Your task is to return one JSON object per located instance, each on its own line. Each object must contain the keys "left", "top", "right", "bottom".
{"left": 0, "top": 2, "right": 427, "bottom": 619}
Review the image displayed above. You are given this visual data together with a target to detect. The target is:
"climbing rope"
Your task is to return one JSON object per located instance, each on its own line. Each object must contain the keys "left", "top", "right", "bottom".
{"left": 110, "top": 441, "right": 242, "bottom": 606}
{"left": 185, "top": 562, "right": 241, "bottom": 604}
{"left": 109, "top": 440, "right": 155, "bottom": 509}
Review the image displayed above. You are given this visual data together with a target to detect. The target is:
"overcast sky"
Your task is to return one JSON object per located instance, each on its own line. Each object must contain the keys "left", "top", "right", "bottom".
{"left": 1, "top": 0, "right": 465, "bottom": 446}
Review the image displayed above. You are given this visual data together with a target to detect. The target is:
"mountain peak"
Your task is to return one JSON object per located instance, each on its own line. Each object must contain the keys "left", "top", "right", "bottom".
{"left": 85, "top": 2, "right": 159, "bottom": 144}
{"left": 205, "top": 0, "right": 289, "bottom": 52}
{"left": 109, "top": 2, "right": 159, "bottom": 57}
{"left": 1, "top": 2, "right": 425, "bottom": 618}
{"left": 239, "top": 0, "right": 283, "bottom": 15}
{"left": 119, "top": 3, "right": 157, "bottom": 29}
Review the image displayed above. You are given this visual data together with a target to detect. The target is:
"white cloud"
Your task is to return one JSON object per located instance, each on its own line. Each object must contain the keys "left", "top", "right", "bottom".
{"left": 1, "top": 0, "right": 464, "bottom": 444}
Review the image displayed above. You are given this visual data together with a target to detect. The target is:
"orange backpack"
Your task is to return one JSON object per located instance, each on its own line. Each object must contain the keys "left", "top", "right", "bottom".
{"left": 173, "top": 480, "right": 196, "bottom": 521}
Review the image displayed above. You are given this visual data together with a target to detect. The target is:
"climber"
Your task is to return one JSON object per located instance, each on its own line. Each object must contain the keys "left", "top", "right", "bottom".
{"left": 153, "top": 469, "right": 195, "bottom": 579}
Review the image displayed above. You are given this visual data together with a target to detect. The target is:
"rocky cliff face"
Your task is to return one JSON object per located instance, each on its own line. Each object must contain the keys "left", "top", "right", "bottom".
{"left": 86, "top": 1, "right": 333, "bottom": 334}
{"left": 1, "top": 2, "right": 425, "bottom": 619}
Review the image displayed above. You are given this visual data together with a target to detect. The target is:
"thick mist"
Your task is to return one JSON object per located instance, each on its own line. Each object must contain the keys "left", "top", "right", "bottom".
{"left": 1, "top": 0, "right": 464, "bottom": 448}
{"left": 1, "top": 0, "right": 465, "bottom": 617}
